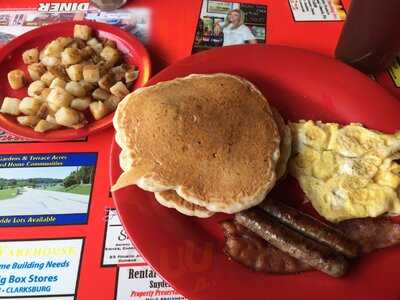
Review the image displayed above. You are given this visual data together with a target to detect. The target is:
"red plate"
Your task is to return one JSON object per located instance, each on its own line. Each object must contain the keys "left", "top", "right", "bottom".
{"left": 110, "top": 45, "right": 400, "bottom": 300}
{"left": 0, "top": 20, "right": 150, "bottom": 141}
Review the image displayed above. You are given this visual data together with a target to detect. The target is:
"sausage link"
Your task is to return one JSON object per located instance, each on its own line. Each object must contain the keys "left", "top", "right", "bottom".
{"left": 235, "top": 208, "right": 349, "bottom": 278}
{"left": 259, "top": 200, "right": 360, "bottom": 258}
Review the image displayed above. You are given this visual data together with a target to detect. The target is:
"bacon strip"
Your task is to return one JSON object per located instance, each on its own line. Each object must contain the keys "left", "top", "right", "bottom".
{"left": 222, "top": 216, "right": 400, "bottom": 274}
{"left": 336, "top": 217, "right": 400, "bottom": 253}
{"left": 221, "top": 220, "right": 312, "bottom": 274}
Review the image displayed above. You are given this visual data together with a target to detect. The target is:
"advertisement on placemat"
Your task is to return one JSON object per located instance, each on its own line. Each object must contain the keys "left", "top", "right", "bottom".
{"left": 192, "top": 0, "right": 266, "bottom": 53}
{"left": 115, "top": 265, "right": 185, "bottom": 300}
{"left": 0, "top": 5, "right": 150, "bottom": 46}
{"left": 0, "top": 238, "right": 83, "bottom": 299}
{"left": 102, "top": 209, "right": 144, "bottom": 266}
{"left": 0, "top": 153, "right": 96, "bottom": 227}
{"left": 288, "top": 0, "right": 346, "bottom": 21}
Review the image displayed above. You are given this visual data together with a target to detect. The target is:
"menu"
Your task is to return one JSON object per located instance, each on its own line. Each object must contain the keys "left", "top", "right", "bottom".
{"left": 0, "top": 0, "right": 398, "bottom": 299}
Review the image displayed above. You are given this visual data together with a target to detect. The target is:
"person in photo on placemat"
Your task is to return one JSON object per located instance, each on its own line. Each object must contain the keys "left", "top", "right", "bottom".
{"left": 214, "top": 9, "right": 256, "bottom": 46}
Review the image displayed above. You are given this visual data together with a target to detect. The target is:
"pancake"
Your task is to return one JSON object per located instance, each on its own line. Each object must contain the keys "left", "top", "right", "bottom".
{"left": 112, "top": 73, "right": 280, "bottom": 213}
{"left": 154, "top": 190, "right": 214, "bottom": 218}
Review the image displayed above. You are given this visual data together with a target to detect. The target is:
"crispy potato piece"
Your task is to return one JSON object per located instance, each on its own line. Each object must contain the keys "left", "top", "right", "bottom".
{"left": 71, "top": 97, "right": 91, "bottom": 111}
{"left": 82, "top": 64, "right": 100, "bottom": 83}
{"left": 41, "top": 88, "right": 51, "bottom": 101}
{"left": 65, "top": 81, "right": 86, "bottom": 97}
{"left": 8, "top": 69, "right": 26, "bottom": 90}
{"left": 79, "top": 80, "right": 96, "bottom": 93}
{"left": 34, "top": 119, "right": 60, "bottom": 132}
{"left": 69, "top": 38, "right": 86, "bottom": 49}
{"left": 98, "top": 74, "right": 115, "bottom": 90}
{"left": 56, "top": 37, "right": 73, "bottom": 48}
{"left": 44, "top": 40, "right": 64, "bottom": 57}
{"left": 92, "top": 88, "right": 110, "bottom": 101}
{"left": 1, "top": 97, "right": 20, "bottom": 115}
{"left": 27, "top": 80, "right": 46, "bottom": 97}
{"left": 125, "top": 69, "right": 139, "bottom": 83}
{"left": 89, "top": 101, "right": 109, "bottom": 120}
{"left": 101, "top": 38, "right": 117, "bottom": 49}
{"left": 110, "top": 81, "right": 129, "bottom": 99}
{"left": 22, "top": 48, "right": 39, "bottom": 64}
{"left": 47, "top": 87, "right": 73, "bottom": 109}
{"left": 41, "top": 56, "right": 60, "bottom": 67}
{"left": 74, "top": 24, "right": 92, "bottom": 41}
{"left": 48, "top": 65, "right": 69, "bottom": 81}
{"left": 19, "top": 97, "right": 42, "bottom": 116}
{"left": 87, "top": 38, "right": 103, "bottom": 53}
{"left": 111, "top": 64, "right": 129, "bottom": 81}
{"left": 97, "top": 61, "right": 112, "bottom": 76}
{"left": 49, "top": 78, "right": 66, "bottom": 89}
{"left": 36, "top": 102, "right": 51, "bottom": 119}
{"left": 80, "top": 46, "right": 95, "bottom": 60}
{"left": 66, "top": 64, "right": 83, "bottom": 81}
{"left": 61, "top": 47, "right": 82, "bottom": 65}
{"left": 45, "top": 114, "right": 57, "bottom": 124}
{"left": 103, "top": 96, "right": 119, "bottom": 112}
{"left": 17, "top": 115, "right": 41, "bottom": 127}
{"left": 55, "top": 107, "right": 81, "bottom": 126}
{"left": 71, "top": 113, "right": 88, "bottom": 129}
{"left": 27, "top": 63, "right": 46, "bottom": 81}
{"left": 40, "top": 71, "right": 56, "bottom": 86}
{"left": 100, "top": 46, "right": 120, "bottom": 66}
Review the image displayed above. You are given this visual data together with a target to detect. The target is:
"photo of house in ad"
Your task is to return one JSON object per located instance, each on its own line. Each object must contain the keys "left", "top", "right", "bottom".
{"left": 193, "top": 0, "right": 266, "bottom": 53}
{"left": 0, "top": 153, "right": 96, "bottom": 227}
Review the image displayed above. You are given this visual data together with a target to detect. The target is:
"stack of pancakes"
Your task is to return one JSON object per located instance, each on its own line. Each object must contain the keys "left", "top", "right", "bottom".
{"left": 112, "top": 74, "right": 291, "bottom": 217}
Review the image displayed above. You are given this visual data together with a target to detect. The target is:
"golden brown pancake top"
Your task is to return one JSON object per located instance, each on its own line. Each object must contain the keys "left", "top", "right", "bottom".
{"left": 114, "top": 74, "right": 280, "bottom": 213}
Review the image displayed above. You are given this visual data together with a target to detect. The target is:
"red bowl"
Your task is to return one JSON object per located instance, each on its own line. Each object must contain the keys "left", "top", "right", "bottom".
{"left": 0, "top": 20, "right": 151, "bottom": 141}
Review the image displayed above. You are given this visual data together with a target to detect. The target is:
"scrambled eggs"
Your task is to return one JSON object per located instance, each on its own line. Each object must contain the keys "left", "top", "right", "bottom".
{"left": 289, "top": 121, "right": 400, "bottom": 222}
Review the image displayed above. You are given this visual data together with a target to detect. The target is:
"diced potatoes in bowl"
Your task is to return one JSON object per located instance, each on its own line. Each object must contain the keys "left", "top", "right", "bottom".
{"left": 1, "top": 24, "right": 140, "bottom": 133}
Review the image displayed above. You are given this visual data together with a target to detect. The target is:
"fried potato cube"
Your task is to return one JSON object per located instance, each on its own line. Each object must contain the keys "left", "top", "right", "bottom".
{"left": 103, "top": 95, "right": 120, "bottom": 112}
{"left": 44, "top": 40, "right": 64, "bottom": 57}
{"left": 71, "top": 113, "right": 88, "bottom": 129}
{"left": 1, "top": 97, "right": 20, "bottom": 116}
{"left": 17, "top": 115, "right": 40, "bottom": 127}
{"left": 34, "top": 119, "right": 60, "bottom": 132}
{"left": 40, "top": 72, "right": 56, "bottom": 86}
{"left": 80, "top": 46, "right": 95, "bottom": 60}
{"left": 65, "top": 81, "right": 86, "bottom": 97}
{"left": 66, "top": 64, "right": 83, "bottom": 81}
{"left": 41, "top": 56, "right": 60, "bottom": 67}
{"left": 7, "top": 69, "right": 25, "bottom": 90}
{"left": 110, "top": 81, "right": 129, "bottom": 99}
{"left": 27, "top": 63, "right": 46, "bottom": 81}
{"left": 41, "top": 88, "right": 51, "bottom": 101}
{"left": 19, "top": 97, "right": 42, "bottom": 116}
{"left": 89, "top": 101, "right": 109, "bottom": 120}
{"left": 97, "top": 61, "right": 112, "bottom": 76}
{"left": 111, "top": 64, "right": 128, "bottom": 81}
{"left": 71, "top": 97, "right": 91, "bottom": 111}
{"left": 102, "top": 38, "right": 117, "bottom": 49}
{"left": 47, "top": 87, "right": 73, "bottom": 109}
{"left": 100, "top": 46, "right": 120, "bottom": 66}
{"left": 74, "top": 24, "right": 92, "bottom": 41}
{"left": 49, "top": 78, "right": 66, "bottom": 89}
{"left": 36, "top": 102, "right": 51, "bottom": 119}
{"left": 56, "top": 37, "right": 73, "bottom": 48}
{"left": 87, "top": 38, "right": 103, "bottom": 53}
{"left": 92, "top": 88, "right": 110, "bottom": 101}
{"left": 125, "top": 69, "right": 139, "bottom": 83}
{"left": 45, "top": 114, "right": 57, "bottom": 124}
{"left": 48, "top": 65, "right": 69, "bottom": 81}
{"left": 27, "top": 80, "right": 46, "bottom": 97}
{"left": 61, "top": 47, "right": 82, "bottom": 65}
{"left": 22, "top": 48, "right": 39, "bottom": 64}
{"left": 98, "top": 74, "right": 115, "bottom": 90}
{"left": 82, "top": 64, "right": 100, "bottom": 82}
{"left": 79, "top": 80, "right": 96, "bottom": 93}
{"left": 69, "top": 38, "right": 86, "bottom": 49}
{"left": 55, "top": 107, "right": 81, "bottom": 127}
